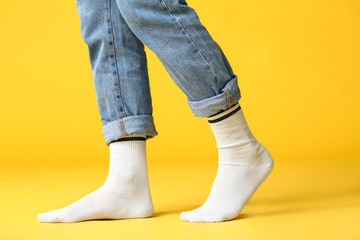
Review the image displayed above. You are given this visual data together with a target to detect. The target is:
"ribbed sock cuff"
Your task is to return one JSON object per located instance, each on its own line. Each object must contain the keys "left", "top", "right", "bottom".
{"left": 207, "top": 102, "right": 241, "bottom": 123}
{"left": 114, "top": 137, "right": 146, "bottom": 142}
{"left": 110, "top": 135, "right": 147, "bottom": 144}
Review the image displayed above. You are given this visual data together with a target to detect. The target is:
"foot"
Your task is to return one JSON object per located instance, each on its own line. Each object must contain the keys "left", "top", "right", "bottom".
{"left": 37, "top": 182, "right": 153, "bottom": 223}
{"left": 37, "top": 139, "right": 154, "bottom": 223}
{"left": 180, "top": 146, "right": 273, "bottom": 222}
{"left": 180, "top": 103, "right": 274, "bottom": 222}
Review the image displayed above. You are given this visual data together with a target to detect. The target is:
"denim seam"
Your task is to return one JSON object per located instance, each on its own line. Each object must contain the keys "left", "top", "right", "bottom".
{"left": 221, "top": 88, "right": 232, "bottom": 108}
{"left": 107, "top": 0, "right": 128, "bottom": 117}
{"left": 117, "top": 119, "right": 128, "bottom": 136}
{"left": 160, "top": 0, "right": 221, "bottom": 86}
{"left": 117, "top": 119, "right": 124, "bottom": 136}
{"left": 122, "top": 119, "right": 128, "bottom": 135}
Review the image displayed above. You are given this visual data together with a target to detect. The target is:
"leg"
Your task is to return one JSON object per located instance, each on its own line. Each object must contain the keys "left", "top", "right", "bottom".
{"left": 116, "top": 0, "right": 241, "bottom": 116}
{"left": 37, "top": 0, "right": 155, "bottom": 223}
{"left": 116, "top": 0, "right": 274, "bottom": 222}
{"left": 80, "top": 0, "right": 158, "bottom": 146}
{"left": 181, "top": 104, "right": 274, "bottom": 222}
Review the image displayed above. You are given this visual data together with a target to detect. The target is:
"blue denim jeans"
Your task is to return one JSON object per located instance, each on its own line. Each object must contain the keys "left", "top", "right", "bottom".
{"left": 76, "top": 0, "right": 241, "bottom": 146}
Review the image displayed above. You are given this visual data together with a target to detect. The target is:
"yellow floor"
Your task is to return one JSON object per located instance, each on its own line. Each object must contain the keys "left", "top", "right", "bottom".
{"left": 1, "top": 158, "right": 359, "bottom": 240}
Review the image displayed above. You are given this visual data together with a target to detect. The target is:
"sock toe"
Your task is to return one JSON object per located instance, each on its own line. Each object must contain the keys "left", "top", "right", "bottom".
{"left": 180, "top": 210, "right": 217, "bottom": 223}
{"left": 180, "top": 211, "right": 191, "bottom": 222}
{"left": 38, "top": 211, "right": 57, "bottom": 222}
{"left": 37, "top": 213, "right": 45, "bottom": 222}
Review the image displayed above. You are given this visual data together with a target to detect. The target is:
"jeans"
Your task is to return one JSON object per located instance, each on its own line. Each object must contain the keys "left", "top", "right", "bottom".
{"left": 76, "top": 0, "right": 241, "bottom": 146}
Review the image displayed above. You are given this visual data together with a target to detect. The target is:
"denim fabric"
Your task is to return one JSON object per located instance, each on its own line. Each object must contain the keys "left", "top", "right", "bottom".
{"left": 76, "top": 0, "right": 241, "bottom": 146}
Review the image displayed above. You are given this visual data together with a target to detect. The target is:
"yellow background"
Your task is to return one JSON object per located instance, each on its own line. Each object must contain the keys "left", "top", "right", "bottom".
{"left": 1, "top": 0, "right": 359, "bottom": 239}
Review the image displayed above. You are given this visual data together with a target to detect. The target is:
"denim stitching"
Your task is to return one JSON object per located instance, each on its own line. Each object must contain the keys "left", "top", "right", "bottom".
{"left": 160, "top": 0, "right": 221, "bottom": 86}
{"left": 106, "top": 0, "right": 128, "bottom": 117}
{"left": 117, "top": 119, "right": 128, "bottom": 136}
{"left": 117, "top": 119, "right": 125, "bottom": 136}
{"left": 221, "top": 88, "right": 232, "bottom": 108}
{"left": 120, "top": 118, "right": 128, "bottom": 135}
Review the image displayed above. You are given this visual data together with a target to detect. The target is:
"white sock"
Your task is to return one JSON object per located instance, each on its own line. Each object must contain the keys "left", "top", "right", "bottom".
{"left": 37, "top": 136, "right": 153, "bottom": 223}
{"left": 180, "top": 103, "right": 274, "bottom": 222}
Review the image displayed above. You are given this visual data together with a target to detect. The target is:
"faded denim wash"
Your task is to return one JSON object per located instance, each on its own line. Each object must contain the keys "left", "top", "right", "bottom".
{"left": 76, "top": 0, "right": 241, "bottom": 146}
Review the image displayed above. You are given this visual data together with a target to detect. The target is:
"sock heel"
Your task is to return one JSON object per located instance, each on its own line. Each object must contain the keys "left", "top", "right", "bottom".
{"left": 257, "top": 144, "right": 275, "bottom": 169}
{"left": 254, "top": 146, "right": 275, "bottom": 190}
{"left": 132, "top": 200, "right": 154, "bottom": 218}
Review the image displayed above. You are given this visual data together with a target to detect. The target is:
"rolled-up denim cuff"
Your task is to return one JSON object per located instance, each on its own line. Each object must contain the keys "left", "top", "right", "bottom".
{"left": 102, "top": 115, "right": 158, "bottom": 146}
{"left": 187, "top": 75, "right": 241, "bottom": 117}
